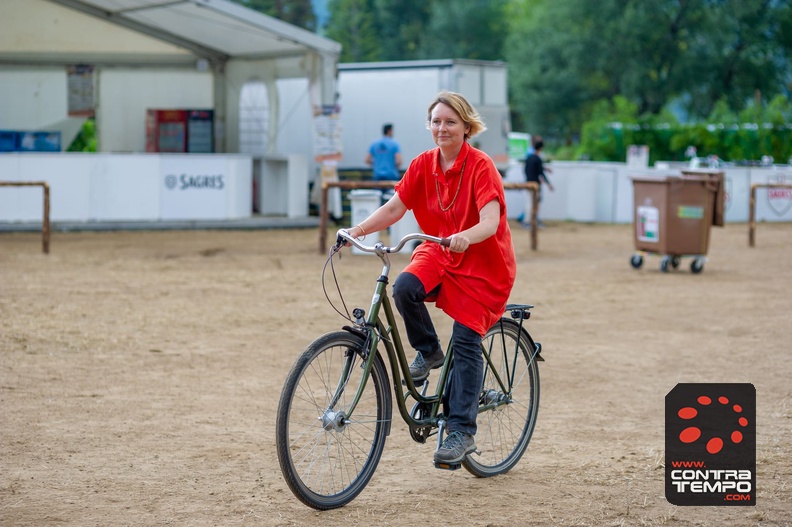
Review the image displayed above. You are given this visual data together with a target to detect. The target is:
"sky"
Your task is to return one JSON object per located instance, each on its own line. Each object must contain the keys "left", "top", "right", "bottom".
{"left": 312, "top": 0, "right": 329, "bottom": 27}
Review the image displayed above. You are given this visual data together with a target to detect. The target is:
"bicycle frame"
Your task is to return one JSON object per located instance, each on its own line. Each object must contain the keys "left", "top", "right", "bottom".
{"left": 334, "top": 231, "right": 451, "bottom": 431}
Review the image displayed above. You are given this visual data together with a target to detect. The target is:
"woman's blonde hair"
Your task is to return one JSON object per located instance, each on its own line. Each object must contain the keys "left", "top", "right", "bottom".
{"left": 426, "top": 90, "right": 487, "bottom": 139}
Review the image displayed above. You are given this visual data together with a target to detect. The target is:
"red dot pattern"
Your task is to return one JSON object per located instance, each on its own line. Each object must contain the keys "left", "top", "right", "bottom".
{"left": 680, "top": 427, "right": 701, "bottom": 443}
{"left": 678, "top": 407, "right": 697, "bottom": 419}
{"left": 677, "top": 393, "right": 748, "bottom": 455}
{"left": 707, "top": 437, "right": 724, "bottom": 454}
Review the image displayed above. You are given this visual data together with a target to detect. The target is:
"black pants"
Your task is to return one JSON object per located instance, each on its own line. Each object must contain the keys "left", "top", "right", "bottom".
{"left": 392, "top": 272, "right": 483, "bottom": 436}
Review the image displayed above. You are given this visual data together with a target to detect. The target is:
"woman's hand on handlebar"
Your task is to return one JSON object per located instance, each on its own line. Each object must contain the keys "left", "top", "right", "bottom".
{"left": 348, "top": 225, "right": 365, "bottom": 241}
{"left": 446, "top": 234, "right": 470, "bottom": 253}
{"left": 335, "top": 229, "right": 451, "bottom": 254}
{"left": 335, "top": 229, "right": 353, "bottom": 249}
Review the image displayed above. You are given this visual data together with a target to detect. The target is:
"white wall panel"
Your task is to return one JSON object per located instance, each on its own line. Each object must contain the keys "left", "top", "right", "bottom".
{"left": 98, "top": 70, "right": 213, "bottom": 153}
{"left": 0, "top": 153, "right": 251, "bottom": 222}
{"left": 0, "top": 68, "right": 68, "bottom": 129}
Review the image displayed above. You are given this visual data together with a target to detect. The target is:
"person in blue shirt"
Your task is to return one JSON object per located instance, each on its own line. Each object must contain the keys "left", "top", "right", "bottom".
{"left": 366, "top": 123, "right": 402, "bottom": 181}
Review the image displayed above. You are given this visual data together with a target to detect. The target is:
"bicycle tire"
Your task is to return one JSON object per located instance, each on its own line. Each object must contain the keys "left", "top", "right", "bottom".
{"left": 462, "top": 318, "right": 540, "bottom": 477}
{"left": 275, "top": 331, "right": 392, "bottom": 509}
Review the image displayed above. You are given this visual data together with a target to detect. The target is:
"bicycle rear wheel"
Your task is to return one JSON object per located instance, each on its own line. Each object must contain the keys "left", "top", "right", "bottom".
{"left": 463, "top": 318, "right": 540, "bottom": 477}
{"left": 275, "top": 331, "right": 392, "bottom": 509}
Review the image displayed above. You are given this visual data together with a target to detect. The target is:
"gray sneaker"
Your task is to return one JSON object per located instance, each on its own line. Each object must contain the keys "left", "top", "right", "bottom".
{"left": 434, "top": 431, "right": 476, "bottom": 464}
{"left": 409, "top": 348, "right": 445, "bottom": 382}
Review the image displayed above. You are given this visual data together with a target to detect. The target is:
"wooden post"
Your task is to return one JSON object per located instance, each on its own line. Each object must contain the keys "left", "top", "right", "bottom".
{"left": 503, "top": 181, "right": 540, "bottom": 251}
{"left": 748, "top": 183, "right": 792, "bottom": 247}
{"left": 42, "top": 183, "right": 50, "bottom": 254}
{"left": 318, "top": 180, "right": 539, "bottom": 254}
{"left": 749, "top": 184, "right": 756, "bottom": 248}
{"left": 0, "top": 181, "right": 50, "bottom": 254}
{"left": 530, "top": 183, "right": 539, "bottom": 250}
{"left": 319, "top": 182, "right": 329, "bottom": 254}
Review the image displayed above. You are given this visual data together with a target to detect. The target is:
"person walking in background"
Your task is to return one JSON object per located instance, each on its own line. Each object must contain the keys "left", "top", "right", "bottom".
{"left": 346, "top": 91, "right": 516, "bottom": 467}
{"left": 522, "top": 136, "right": 554, "bottom": 228}
{"left": 365, "top": 123, "right": 403, "bottom": 181}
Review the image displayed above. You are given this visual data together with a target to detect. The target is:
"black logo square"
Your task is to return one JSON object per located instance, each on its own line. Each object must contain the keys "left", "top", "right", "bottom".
{"left": 665, "top": 383, "right": 756, "bottom": 506}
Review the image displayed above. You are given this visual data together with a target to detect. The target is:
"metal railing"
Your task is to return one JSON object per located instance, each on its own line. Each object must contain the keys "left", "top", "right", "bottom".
{"left": 318, "top": 181, "right": 539, "bottom": 253}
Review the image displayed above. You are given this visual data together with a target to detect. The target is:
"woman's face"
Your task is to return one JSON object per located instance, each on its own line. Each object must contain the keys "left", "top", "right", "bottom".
{"left": 430, "top": 102, "right": 469, "bottom": 152}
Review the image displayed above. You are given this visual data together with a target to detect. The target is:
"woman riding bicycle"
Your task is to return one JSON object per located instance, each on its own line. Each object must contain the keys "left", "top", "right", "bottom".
{"left": 346, "top": 91, "right": 516, "bottom": 466}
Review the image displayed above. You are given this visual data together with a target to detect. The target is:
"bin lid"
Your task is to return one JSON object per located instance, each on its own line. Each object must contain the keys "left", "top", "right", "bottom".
{"left": 630, "top": 175, "right": 675, "bottom": 183}
{"left": 682, "top": 169, "right": 725, "bottom": 226}
{"left": 349, "top": 189, "right": 383, "bottom": 198}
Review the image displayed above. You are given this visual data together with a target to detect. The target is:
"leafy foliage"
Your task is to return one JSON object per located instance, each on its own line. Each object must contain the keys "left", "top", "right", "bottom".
{"left": 325, "top": 0, "right": 381, "bottom": 62}
{"left": 419, "top": 0, "right": 509, "bottom": 61}
{"left": 230, "top": 0, "right": 316, "bottom": 31}
{"left": 326, "top": 0, "right": 510, "bottom": 62}
{"left": 230, "top": 0, "right": 792, "bottom": 162}
{"left": 505, "top": 0, "right": 791, "bottom": 153}
{"left": 67, "top": 119, "right": 97, "bottom": 153}
{"left": 572, "top": 95, "right": 792, "bottom": 164}
{"left": 373, "top": 0, "right": 433, "bottom": 61}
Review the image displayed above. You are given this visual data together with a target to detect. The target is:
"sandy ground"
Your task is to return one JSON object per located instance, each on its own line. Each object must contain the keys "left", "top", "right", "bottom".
{"left": 1, "top": 221, "right": 790, "bottom": 526}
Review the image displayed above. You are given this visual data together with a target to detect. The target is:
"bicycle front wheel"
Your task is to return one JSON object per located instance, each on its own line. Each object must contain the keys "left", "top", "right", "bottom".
{"left": 463, "top": 318, "right": 540, "bottom": 477}
{"left": 275, "top": 331, "right": 392, "bottom": 509}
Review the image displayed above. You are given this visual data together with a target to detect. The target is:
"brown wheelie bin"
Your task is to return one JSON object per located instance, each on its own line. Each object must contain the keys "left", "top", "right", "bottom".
{"left": 630, "top": 170, "right": 724, "bottom": 273}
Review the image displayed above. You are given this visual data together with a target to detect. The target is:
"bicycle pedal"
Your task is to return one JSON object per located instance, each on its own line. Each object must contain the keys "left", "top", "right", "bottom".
{"left": 434, "top": 461, "right": 461, "bottom": 471}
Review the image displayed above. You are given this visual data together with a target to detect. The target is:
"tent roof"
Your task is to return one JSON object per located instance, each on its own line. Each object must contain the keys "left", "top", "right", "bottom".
{"left": 52, "top": 0, "right": 341, "bottom": 63}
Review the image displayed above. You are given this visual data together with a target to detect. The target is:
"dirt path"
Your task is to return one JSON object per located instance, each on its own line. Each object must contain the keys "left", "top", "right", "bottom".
{"left": 1, "top": 222, "right": 790, "bottom": 526}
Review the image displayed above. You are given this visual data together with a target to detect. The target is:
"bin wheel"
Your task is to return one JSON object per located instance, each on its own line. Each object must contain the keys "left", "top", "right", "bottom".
{"left": 660, "top": 256, "right": 671, "bottom": 273}
{"left": 630, "top": 254, "right": 643, "bottom": 269}
{"left": 690, "top": 258, "right": 704, "bottom": 274}
{"left": 671, "top": 256, "right": 681, "bottom": 269}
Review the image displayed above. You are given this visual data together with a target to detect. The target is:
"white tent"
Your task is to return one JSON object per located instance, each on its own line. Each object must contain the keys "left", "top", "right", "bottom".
{"left": 0, "top": 0, "right": 341, "bottom": 153}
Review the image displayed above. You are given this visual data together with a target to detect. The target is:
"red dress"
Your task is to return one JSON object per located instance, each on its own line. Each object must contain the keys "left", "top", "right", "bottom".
{"left": 395, "top": 141, "right": 516, "bottom": 336}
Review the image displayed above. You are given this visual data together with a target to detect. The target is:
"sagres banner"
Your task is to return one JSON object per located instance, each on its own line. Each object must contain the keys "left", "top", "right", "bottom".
{"left": 665, "top": 383, "right": 756, "bottom": 506}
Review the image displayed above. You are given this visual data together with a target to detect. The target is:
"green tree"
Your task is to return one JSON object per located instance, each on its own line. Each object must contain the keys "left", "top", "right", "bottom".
{"left": 684, "top": 0, "right": 791, "bottom": 118}
{"left": 230, "top": 0, "right": 317, "bottom": 31}
{"left": 578, "top": 96, "right": 641, "bottom": 161}
{"left": 373, "top": 0, "right": 433, "bottom": 60}
{"left": 504, "top": 0, "right": 596, "bottom": 138}
{"left": 67, "top": 119, "right": 97, "bottom": 153}
{"left": 419, "top": 0, "right": 509, "bottom": 61}
{"left": 325, "top": 0, "right": 381, "bottom": 62}
{"left": 506, "top": 0, "right": 791, "bottom": 141}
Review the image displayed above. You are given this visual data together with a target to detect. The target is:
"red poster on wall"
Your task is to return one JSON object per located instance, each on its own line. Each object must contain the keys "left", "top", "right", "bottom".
{"left": 146, "top": 110, "right": 187, "bottom": 152}
{"left": 146, "top": 109, "right": 214, "bottom": 153}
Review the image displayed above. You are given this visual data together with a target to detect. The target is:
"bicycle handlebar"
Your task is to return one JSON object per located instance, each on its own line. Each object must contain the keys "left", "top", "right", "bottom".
{"left": 336, "top": 229, "right": 450, "bottom": 254}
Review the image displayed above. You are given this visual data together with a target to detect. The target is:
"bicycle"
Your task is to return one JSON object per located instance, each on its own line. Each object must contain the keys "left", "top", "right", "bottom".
{"left": 275, "top": 230, "right": 544, "bottom": 510}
